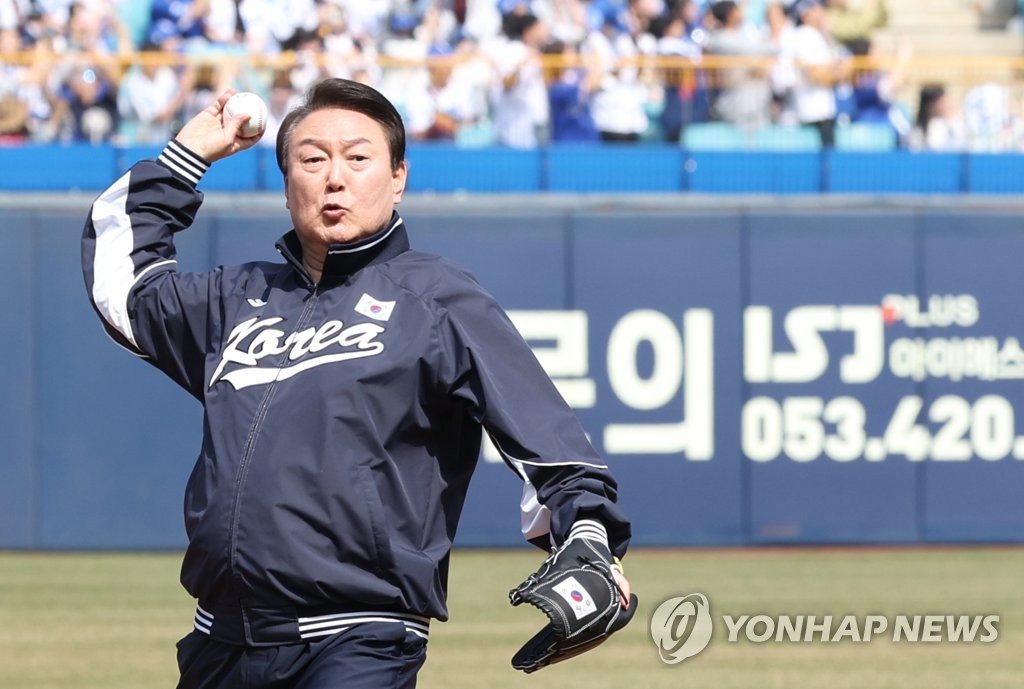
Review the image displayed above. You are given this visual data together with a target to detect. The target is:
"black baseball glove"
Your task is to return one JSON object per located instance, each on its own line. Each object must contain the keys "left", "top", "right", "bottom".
{"left": 509, "top": 537, "right": 638, "bottom": 673}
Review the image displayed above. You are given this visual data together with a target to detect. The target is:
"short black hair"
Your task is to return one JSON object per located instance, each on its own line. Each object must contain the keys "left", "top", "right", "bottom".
{"left": 275, "top": 78, "right": 406, "bottom": 174}
{"left": 788, "top": 0, "right": 820, "bottom": 24}
{"left": 845, "top": 37, "right": 871, "bottom": 56}
{"left": 916, "top": 83, "right": 946, "bottom": 132}
{"left": 502, "top": 12, "right": 539, "bottom": 40}
{"left": 648, "top": 14, "right": 675, "bottom": 39}
{"left": 710, "top": 0, "right": 737, "bottom": 25}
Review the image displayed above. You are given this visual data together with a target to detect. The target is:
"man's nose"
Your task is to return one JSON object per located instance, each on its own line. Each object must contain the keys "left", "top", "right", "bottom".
{"left": 326, "top": 158, "right": 346, "bottom": 189}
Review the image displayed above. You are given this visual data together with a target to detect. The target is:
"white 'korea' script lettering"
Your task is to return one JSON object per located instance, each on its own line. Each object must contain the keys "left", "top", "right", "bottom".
{"left": 209, "top": 316, "right": 386, "bottom": 390}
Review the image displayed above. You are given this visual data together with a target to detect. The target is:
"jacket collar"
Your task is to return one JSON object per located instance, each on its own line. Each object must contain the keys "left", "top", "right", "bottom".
{"left": 276, "top": 212, "right": 409, "bottom": 285}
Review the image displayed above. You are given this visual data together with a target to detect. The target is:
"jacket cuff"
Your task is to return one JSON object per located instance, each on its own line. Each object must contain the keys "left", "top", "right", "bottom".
{"left": 565, "top": 519, "right": 609, "bottom": 550}
{"left": 157, "top": 139, "right": 211, "bottom": 187}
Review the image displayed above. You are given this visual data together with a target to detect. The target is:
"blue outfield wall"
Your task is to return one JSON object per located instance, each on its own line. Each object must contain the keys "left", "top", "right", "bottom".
{"left": 4, "top": 143, "right": 1024, "bottom": 194}
{"left": 3, "top": 198, "right": 1024, "bottom": 549}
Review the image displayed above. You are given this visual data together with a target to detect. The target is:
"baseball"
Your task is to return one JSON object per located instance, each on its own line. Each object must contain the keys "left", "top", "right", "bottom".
{"left": 223, "top": 92, "right": 267, "bottom": 138}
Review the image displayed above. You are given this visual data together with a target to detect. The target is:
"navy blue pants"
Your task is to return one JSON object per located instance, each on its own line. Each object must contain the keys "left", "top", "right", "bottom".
{"left": 175, "top": 622, "right": 427, "bottom": 689}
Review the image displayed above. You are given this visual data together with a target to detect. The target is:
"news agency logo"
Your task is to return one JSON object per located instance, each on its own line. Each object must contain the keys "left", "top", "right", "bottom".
{"left": 650, "top": 594, "right": 714, "bottom": 664}
{"left": 650, "top": 593, "right": 1000, "bottom": 666}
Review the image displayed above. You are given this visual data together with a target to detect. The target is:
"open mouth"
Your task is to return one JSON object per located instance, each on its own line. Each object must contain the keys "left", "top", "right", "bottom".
{"left": 322, "top": 203, "right": 347, "bottom": 219}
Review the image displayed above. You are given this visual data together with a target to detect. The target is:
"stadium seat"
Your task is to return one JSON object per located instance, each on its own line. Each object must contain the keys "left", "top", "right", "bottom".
{"left": 454, "top": 120, "right": 497, "bottom": 148}
{"left": 835, "top": 122, "right": 897, "bottom": 152}
{"left": 754, "top": 126, "right": 822, "bottom": 152}
{"left": 680, "top": 122, "right": 750, "bottom": 151}
{"left": 640, "top": 100, "right": 666, "bottom": 142}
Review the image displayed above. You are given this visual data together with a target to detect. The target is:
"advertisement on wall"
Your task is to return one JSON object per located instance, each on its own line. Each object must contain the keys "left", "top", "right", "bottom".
{"left": 419, "top": 211, "right": 1024, "bottom": 547}
{"left": 6, "top": 207, "right": 1024, "bottom": 547}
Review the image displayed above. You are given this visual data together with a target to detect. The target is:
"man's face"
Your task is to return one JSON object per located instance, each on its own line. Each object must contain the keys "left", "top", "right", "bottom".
{"left": 802, "top": 4, "right": 826, "bottom": 29}
{"left": 727, "top": 5, "right": 744, "bottom": 27}
{"left": 285, "top": 107, "right": 407, "bottom": 249}
{"left": 522, "top": 19, "right": 549, "bottom": 48}
{"left": 632, "top": 0, "right": 665, "bottom": 20}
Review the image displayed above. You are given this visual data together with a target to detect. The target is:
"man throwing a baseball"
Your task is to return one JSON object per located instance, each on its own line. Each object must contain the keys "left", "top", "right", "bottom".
{"left": 82, "top": 79, "right": 635, "bottom": 689}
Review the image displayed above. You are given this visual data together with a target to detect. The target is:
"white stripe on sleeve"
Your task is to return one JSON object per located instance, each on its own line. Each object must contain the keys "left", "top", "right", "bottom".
{"left": 90, "top": 171, "right": 140, "bottom": 347}
{"left": 518, "top": 476, "right": 552, "bottom": 544}
{"left": 488, "top": 434, "right": 553, "bottom": 543}
{"left": 158, "top": 140, "right": 209, "bottom": 186}
{"left": 567, "top": 519, "right": 609, "bottom": 548}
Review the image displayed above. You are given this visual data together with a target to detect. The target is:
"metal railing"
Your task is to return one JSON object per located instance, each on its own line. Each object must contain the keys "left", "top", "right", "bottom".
{"left": 2, "top": 49, "right": 1024, "bottom": 150}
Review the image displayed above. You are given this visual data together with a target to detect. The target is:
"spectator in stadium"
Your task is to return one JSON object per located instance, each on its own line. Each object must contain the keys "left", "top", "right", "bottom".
{"left": 204, "top": 0, "right": 284, "bottom": 55}
{"left": 496, "top": 0, "right": 589, "bottom": 48}
{"left": 456, "top": 0, "right": 501, "bottom": 42}
{"left": 57, "top": 63, "right": 120, "bottom": 142}
{"left": 627, "top": 0, "right": 667, "bottom": 52}
{"left": 267, "top": 0, "right": 320, "bottom": 50}
{"left": 0, "top": 0, "right": 25, "bottom": 52}
{"left": 32, "top": 3, "right": 126, "bottom": 144}
{"left": 765, "top": 0, "right": 799, "bottom": 125}
{"left": 839, "top": 36, "right": 912, "bottom": 147}
{"left": 782, "top": 0, "right": 849, "bottom": 147}
{"left": 0, "top": 41, "right": 63, "bottom": 141}
{"left": 178, "top": 63, "right": 232, "bottom": 131}
{"left": 910, "top": 83, "right": 967, "bottom": 152}
{"left": 203, "top": 0, "right": 247, "bottom": 47}
{"left": 259, "top": 68, "right": 300, "bottom": 148}
{"left": 583, "top": 1, "right": 650, "bottom": 142}
{"left": 335, "top": 0, "right": 390, "bottom": 43}
{"left": 211, "top": 0, "right": 318, "bottom": 54}
{"left": 44, "top": 1, "right": 131, "bottom": 98}
{"left": 704, "top": 0, "right": 776, "bottom": 132}
{"left": 117, "top": 43, "right": 193, "bottom": 144}
{"left": 489, "top": 12, "right": 550, "bottom": 147}
{"left": 0, "top": 71, "right": 30, "bottom": 142}
{"left": 286, "top": 28, "right": 333, "bottom": 93}
{"left": 8, "top": 0, "right": 71, "bottom": 49}
{"left": 404, "top": 42, "right": 490, "bottom": 142}
{"left": 649, "top": 5, "right": 706, "bottom": 141}
{"left": 544, "top": 38, "right": 601, "bottom": 142}
{"left": 545, "top": 0, "right": 589, "bottom": 44}
{"left": 377, "top": 8, "right": 440, "bottom": 123}
{"left": 318, "top": 2, "right": 372, "bottom": 79}
{"left": 64, "top": 1, "right": 131, "bottom": 54}
{"left": 962, "top": 82, "right": 1016, "bottom": 152}
{"left": 499, "top": 0, "right": 536, "bottom": 17}
{"left": 147, "top": 0, "right": 210, "bottom": 52}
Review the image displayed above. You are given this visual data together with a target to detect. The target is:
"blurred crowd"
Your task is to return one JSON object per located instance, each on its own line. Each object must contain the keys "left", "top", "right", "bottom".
{"left": 1, "top": 0, "right": 1023, "bottom": 152}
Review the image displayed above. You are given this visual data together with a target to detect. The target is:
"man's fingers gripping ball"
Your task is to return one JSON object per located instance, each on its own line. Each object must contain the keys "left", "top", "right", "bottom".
{"left": 509, "top": 537, "right": 638, "bottom": 673}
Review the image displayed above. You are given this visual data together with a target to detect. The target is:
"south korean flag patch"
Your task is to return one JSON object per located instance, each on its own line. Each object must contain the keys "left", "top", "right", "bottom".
{"left": 355, "top": 293, "right": 395, "bottom": 322}
{"left": 553, "top": 576, "right": 597, "bottom": 620}
{"left": 509, "top": 536, "right": 639, "bottom": 673}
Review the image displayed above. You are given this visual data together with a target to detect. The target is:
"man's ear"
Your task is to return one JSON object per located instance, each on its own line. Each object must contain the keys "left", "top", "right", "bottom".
{"left": 392, "top": 161, "right": 408, "bottom": 202}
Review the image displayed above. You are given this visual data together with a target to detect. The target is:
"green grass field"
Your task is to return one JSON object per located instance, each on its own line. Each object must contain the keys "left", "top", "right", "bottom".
{"left": 1, "top": 547, "right": 1021, "bottom": 688}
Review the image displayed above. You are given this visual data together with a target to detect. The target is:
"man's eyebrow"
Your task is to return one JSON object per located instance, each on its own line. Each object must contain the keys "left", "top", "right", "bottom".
{"left": 295, "top": 136, "right": 372, "bottom": 148}
{"left": 341, "top": 137, "right": 372, "bottom": 147}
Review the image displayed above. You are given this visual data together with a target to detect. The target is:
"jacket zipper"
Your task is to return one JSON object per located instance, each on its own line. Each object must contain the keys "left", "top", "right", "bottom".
{"left": 227, "top": 283, "right": 320, "bottom": 584}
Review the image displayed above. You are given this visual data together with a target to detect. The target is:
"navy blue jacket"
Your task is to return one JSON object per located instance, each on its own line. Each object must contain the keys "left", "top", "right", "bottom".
{"left": 82, "top": 140, "right": 630, "bottom": 645}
